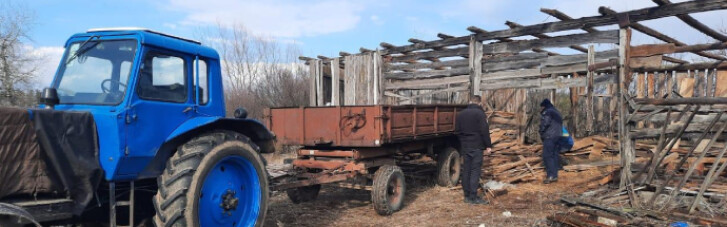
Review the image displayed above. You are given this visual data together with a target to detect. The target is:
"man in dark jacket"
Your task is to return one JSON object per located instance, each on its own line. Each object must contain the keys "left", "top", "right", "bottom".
{"left": 455, "top": 95, "right": 492, "bottom": 205}
{"left": 539, "top": 99, "right": 563, "bottom": 184}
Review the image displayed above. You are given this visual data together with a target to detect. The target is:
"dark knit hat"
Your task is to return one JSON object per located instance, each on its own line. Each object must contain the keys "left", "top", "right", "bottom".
{"left": 540, "top": 99, "right": 553, "bottom": 107}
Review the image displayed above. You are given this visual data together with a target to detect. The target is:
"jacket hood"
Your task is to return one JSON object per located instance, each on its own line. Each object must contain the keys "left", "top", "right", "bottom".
{"left": 540, "top": 99, "right": 554, "bottom": 109}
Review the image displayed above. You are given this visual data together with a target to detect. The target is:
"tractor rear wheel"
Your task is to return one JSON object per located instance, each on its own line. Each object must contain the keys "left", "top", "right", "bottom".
{"left": 371, "top": 165, "right": 405, "bottom": 215}
{"left": 436, "top": 147, "right": 461, "bottom": 187}
{"left": 153, "top": 131, "right": 268, "bottom": 227}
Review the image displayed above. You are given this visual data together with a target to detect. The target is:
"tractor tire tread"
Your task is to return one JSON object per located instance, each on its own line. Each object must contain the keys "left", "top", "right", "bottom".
{"left": 154, "top": 132, "right": 228, "bottom": 227}
{"left": 153, "top": 131, "right": 266, "bottom": 227}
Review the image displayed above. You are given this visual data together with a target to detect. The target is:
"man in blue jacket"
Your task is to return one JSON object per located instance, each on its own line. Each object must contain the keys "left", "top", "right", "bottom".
{"left": 455, "top": 95, "right": 492, "bottom": 205}
{"left": 539, "top": 99, "right": 562, "bottom": 184}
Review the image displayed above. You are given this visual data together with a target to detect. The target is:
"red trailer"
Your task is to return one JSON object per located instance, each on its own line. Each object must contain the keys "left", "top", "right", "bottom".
{"left": 265, "top": 105, "right": 465, "bottom": 215}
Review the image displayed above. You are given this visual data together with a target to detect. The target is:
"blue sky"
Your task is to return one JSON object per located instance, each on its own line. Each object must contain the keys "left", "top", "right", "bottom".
{"left": 17, "top": 0, "right": 727, "bottom": 86}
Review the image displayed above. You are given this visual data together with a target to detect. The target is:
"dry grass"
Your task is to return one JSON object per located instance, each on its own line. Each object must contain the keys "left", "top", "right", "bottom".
{"left": 264, "top": 167, "right": 608, "bottom": 226}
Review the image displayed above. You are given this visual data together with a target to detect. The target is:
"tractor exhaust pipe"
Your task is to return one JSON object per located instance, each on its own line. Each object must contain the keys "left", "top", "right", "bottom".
{"left": 40, "top": 87, "right": 59, "bottom": 109}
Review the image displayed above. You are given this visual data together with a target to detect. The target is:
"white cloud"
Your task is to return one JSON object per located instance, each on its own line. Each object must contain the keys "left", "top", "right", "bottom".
{"left": 25, "top": 45, "right": 65, "bottom": 89}
{"left": 166, "top": 0, "right": 366, "bottom": 38}
{"left": 437, "top": 0, "right": 509, "bottom": 21}
{"left": 370, "top": 15, "right": 383, "bottom": 25}
{"left": 405, "top": 16, "right": 418, "bottom": 22}
{"left": 162, "top": 22, "right": 178, "bottom": 30}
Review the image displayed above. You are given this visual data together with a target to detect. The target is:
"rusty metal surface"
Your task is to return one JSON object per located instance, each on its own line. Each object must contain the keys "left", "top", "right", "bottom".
{"left": 297, "top": 149, "right": 356, "bottom": 158}
{"left": 271, "top": 173, "right": 351, "bottom": 191}
{"left": 292, "top": 159, "right": 349, "bottom": 170}
{"left": 274, "top": 156, "right": 396, "bottom": 191}
{"left": 266, "top": 104, "right": 465, "bottom": 147}
{"left": 296, "top": 148, "right": 393, "bottom": 159}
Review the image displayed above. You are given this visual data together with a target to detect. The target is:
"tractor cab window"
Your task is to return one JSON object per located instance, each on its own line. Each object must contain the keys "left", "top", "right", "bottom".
{"left": 137, "top": 53, "right": 188, "bottom": 103}
{"left": 54, "top": 39, "right": 137, "bottom": 105}
{"left": 193, "top": 59, "right": 209, "bottom": 105}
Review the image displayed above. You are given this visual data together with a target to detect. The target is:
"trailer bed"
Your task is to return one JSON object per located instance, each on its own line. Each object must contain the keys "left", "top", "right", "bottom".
{"left": 265, "top": 105, "right": 465, "bottom": 147}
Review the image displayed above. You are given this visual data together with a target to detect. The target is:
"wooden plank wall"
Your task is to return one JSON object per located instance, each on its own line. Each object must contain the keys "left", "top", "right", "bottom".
{"left": 308, "top": 30, "right": 621, "bottom": 142}
{"left": 343, "top": 53, "right": 381, "bottom": 105}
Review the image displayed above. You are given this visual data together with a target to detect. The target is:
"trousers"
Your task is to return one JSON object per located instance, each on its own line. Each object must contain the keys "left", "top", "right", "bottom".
{"left": 542, "top": 138, "right": 561, "bottom": 179}
{"left": 461, "top": 149, "right": 483, "bottom": 199}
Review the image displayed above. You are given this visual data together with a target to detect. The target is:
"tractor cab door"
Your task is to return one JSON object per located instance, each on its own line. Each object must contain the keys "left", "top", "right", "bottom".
{"left": 122, "top": 48, "right": 195, "bottom": 176}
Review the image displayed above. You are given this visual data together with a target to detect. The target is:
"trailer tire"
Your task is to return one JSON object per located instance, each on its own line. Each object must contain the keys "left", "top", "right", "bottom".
{"left": 153, "top": 131, "right": 269, "bottom": 227}
{"left": 436, "top": 147, "right": 461, "bottom": 187}
{"left": 371, "top": 165, "right": 405, "bottom": 215}
{"left": 286, "top": 185, "right": 321, "bottom": 203}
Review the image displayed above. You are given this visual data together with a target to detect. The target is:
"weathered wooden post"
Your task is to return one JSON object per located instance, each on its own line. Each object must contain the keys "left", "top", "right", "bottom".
{"left": 469, "top": 36, "right": 482, "bottom": 97}
{"left": 331, "top": 58, "right": 341, "bottom": 106}
{"left": 618, "top": 27, "right": 634, "bottom": 190}
{"left": 586, "top": 45, "right": 595, "bottom": 135}
{"left": 308, "top": 59, "right": 321, "bottom": 106}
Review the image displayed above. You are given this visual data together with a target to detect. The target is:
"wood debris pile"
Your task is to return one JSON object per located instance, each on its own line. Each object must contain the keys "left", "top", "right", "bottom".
{"left": 483, "top": 128, "right": 624, "bottom": 184}
{"left": 544, "top": 138, "right": 727, "bottom": 226}
{"left": 547, "top": 194, "right": 727, "bottom": 226}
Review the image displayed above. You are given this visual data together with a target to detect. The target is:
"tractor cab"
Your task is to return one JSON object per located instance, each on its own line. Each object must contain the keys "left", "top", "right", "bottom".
{"left": 48, "top": 28, "right": 225, "bottom": 180}
{"left": 0, "top": 28, "right": 272, "bottom": 226}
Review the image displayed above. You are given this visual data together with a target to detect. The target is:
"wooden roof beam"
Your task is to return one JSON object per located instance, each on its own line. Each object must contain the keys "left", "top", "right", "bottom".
{"left": 542, "top": 7, "right": 686, "bottom": 64}
{"left": 599, "top": 7, "right": 727, "bottom": 61}
{"left": 383, "top": 0, "right": 727, "bottom": 54}
{"left": 467, "top": 26, "right": 488, "bottom": 34}
{"left": 540, "top": 8, "right": 598, "bottom": 33}
{"left": 653, "top": 0, "right": 727, "bottom": 42}
{"left": 380, "top": 42, "right": 396, "bottom": 49}
{"left": 408, "top": 38, "right": 425, "bottom": 44}
{"left": 339, "top": 51, "right": 351, "bottom": 57}
{"left": 468, "top": 25, "right": 559, "bottom": 56}
{"left": 504, "top": 20, "right": 589, "bottom": 53}
{"left": 437, "top": 33, "right": 455, "bottom": 39}
{"left": 662, "top": 56, "right": 689, "bottom": 64}
{"left": 299, "top": 56, "right": 315, "bottom": 61}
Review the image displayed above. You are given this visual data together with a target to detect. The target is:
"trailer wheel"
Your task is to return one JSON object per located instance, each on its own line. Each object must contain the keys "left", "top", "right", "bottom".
{"left": 286, "top": 185, "right": 321, "bottom": 203}
{"left": 153, "top": 131, "right": 269, "bottom": 227}
{"left": 371, "top": 165, "right": 405, "bottom": 215}
{"left": 436, "top": 147, "right": 461, "bottom": 187}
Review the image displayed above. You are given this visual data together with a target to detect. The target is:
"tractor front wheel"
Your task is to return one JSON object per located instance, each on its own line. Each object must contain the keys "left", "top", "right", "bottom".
{"left": 153, "top": 131, "right": 269, "bottom": 227}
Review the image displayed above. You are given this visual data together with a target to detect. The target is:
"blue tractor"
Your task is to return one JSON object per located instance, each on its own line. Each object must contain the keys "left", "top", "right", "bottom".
{"left": 0, "top": 28, "right": 274, "bottom": 226}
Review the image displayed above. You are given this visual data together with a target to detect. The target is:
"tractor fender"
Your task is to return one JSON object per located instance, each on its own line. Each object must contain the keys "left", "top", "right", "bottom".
{"left": 138, "top": 116, "right": 275, "bottom": 179}
{"left": 166, "top": 117, "right": 274, "bottom": 151}
{"left": 165, "top": 116, "right": 221, "bottom": 142}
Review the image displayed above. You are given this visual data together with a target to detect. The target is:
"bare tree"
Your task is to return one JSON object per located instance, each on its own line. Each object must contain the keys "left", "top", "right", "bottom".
{"left": 0, "top": 2, "right": 38, "bottom": 107}
{"left": 200, "top": 23, "right": 309, "bottom": 118}
{"left": 715, "top": 27, "right": 726, "bottom": 57}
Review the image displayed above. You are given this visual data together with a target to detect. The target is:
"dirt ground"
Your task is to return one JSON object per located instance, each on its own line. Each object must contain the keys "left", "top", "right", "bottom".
{"left": 263, "top": 167, "right": 612, "bottom": 227}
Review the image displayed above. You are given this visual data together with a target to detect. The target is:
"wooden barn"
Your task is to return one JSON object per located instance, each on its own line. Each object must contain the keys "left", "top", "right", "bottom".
{"left": 300, "top": 0, "right": 727, "bottom": 216}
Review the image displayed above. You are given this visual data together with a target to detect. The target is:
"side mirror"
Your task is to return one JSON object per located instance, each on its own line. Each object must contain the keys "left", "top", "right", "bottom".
{"left": 39, "top": 87, "right": 59, "bottom": 109}
{"left": 234, "top": 108, "right": 248, "bottom": 119}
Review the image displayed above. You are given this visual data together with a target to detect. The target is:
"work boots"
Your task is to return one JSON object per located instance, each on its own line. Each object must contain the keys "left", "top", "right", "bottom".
{"left": 465, "top": 196, "right": 490, "bottom": 205}
{"left": 543, "top": 177, "right": 558, "bottom": 184}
